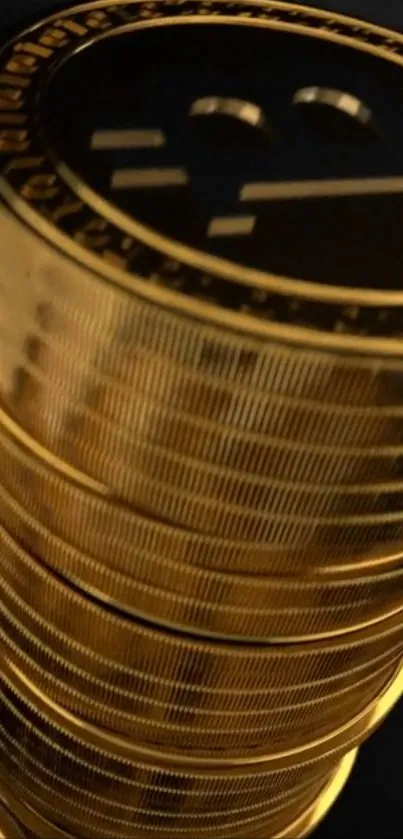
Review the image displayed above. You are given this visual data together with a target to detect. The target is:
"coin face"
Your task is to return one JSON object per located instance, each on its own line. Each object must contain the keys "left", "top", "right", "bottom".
{"left": 2, "top": 1, "right": 403, "bottom": 337}
{"left": 43, "top": 14, "right": 403, "bottom": 289}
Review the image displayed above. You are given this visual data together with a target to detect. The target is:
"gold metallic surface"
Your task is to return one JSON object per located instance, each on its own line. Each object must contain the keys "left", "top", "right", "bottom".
{"left": 4, "top": 404, "right": 403, "bottom": 576}
{"left": 2, "top": 5, "right": 403, "bottom": 551}
{"left": 1, "top": 413, "right": 402, "bottom": 641}
{"left": 2, "top": 3, "right": 403, "bottom": 339}
{"left": 1, "top": 523, "right": 402, "bottom": 757}
{"left": 0, "top": 801, "right": 26, "bottom": 839}
{"left": 6, "top": 223, "right": 403, "bottom": 543}
{"left": 3, "top": 480, "right": 402, "bottom": 641}
{"left": 271, "top": 748, "right": 357, "bottom": 839}
{"left": 0, "top": 2, "right": 402, "bottom": 837}
{"left": 0, "top": 656, "right": 398, "bottom": 837}
{"left": 0, "top": 746, "right": 357, "bottom": 839}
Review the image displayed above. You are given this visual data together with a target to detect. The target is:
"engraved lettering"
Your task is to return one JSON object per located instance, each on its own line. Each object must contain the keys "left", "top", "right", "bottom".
{"left": 102, "top": 249, "right": 128, "bottom": 268}
{"left": 0, "top": 129, "right": 29, "bottom": 153}
{"left": 53, "top": 19, "right": 88, "bottom": 36}
{"left": 21, "top": 173, "right": 59, "bottom": 200}
{"left": 121, "top": 236, "right": 143, "bottom": 263}
{"left": 6, "top": 155, "right": 44, "bottom": 171}
{"left": 74, "top": 218, "right": 112, "bottom": 248}
{"left": 39, "top": 28, "right": 70, "bottom": 49}
{"left": 51, "top": 196, "right": 84, "bottom": 221}
{"left": 122, "top": 236, "right": 135, "bottom": 251}
{"left": 0, "top": 89, "right": 24, "bottom": 110}
{"left": 0, "top": 73, "right": 31, "bottom": 88}
{"left": 14, "top": 41, "right": 53, "bottom": 59}
{"left": 108, "top": 5, "right": 137, "bottom": 23}
{"left": 5, "top": 54, "right": 38, "bottom": 75}
{"left": 139, "top": 2, "right": 163, "bottom": 19}
{"left": 84, "top": 11, "right": 114, "bottom": 30}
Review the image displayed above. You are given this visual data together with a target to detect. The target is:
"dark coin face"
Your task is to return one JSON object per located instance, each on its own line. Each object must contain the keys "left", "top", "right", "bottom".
{"left": 42, "top": 18, "right": 403, "bottom": 289}
{"left": 2, "top": 2, "right": 403, "bottom": 337}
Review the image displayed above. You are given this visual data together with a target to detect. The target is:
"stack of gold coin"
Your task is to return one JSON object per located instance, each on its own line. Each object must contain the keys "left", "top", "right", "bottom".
{"left": 0, "top": 1, "right": 402, "bottom": 837}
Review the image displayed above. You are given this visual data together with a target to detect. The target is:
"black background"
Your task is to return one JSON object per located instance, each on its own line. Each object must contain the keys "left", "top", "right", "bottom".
{"left": 0, "top": 2, "right": 401, "bottom": 837}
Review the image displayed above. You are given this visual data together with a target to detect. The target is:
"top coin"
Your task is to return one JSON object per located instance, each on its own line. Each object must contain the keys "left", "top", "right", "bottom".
{"left": 2, "top": 1, "right": 403, "bottom": 343}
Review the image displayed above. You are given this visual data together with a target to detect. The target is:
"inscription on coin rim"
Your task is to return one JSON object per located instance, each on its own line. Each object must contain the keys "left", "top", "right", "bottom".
{"left": 1, "top": 1, "right": 403, "bottom": 344}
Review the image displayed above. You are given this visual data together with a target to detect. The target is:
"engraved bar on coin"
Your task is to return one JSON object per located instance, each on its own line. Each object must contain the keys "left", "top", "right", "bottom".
{"left": 240, "top": 176, "right": 403, "bottom": 202}
{"left": 91, "top": 128, "right": 166, "bottom": 150}
{"left": 207, "top": 215, "right": 256, "bottom": 237}
{"left": 111, "top": 167, "right": 189, "bottom": 190}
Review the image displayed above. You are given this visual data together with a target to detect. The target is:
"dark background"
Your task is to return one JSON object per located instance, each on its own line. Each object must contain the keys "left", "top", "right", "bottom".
{"left": 0, "top": 1, "right": 401, "bottom": 837}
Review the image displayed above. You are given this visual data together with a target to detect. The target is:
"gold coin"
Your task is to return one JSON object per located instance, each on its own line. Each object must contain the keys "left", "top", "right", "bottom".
{"left": 1, "top": 4, "right": 403, "bottom": 835}
{"left": 0, "top": 748, "right": 357, "bottom": 839}
{"left": 2, "top": 3, "right": 403, "bottom": 536}
{"left": 2, "top": 409, "right": 403, "bottom": 575}
{"left": 0, "top": 657, "right": 399, "bottom": 838}
{"left": 1, "top": 525, "right": 402, "bottom": 756}
{"left": 1, "top": 478, "right": 403, "bottom": 641}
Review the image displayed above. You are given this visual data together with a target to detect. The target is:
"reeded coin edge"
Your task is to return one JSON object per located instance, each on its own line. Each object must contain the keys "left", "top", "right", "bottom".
{"left": 275, "top": 747, "right": 357, "bottom": 839}
{"left": 6, "top": 403, "right": 403, "bottom": 533}
{"left": 0, "top": 749, "right": 356, "bottom": 839}
{"left": 1, "top": 652, "right": 401, "bottom": 771}
{"left": 0, "top": 799, "right": 26, "bottom": 839}
{"left": 3, "top": 518, "right": 403, "bottom": 658}
{"left": 0, "top": 781, "right": 70, "bottom": 839}
{"left": 4, "top": 504, "right": 402, "bottom": 644}
{"left": 2, "top": 459, "right": 403, "bottom": 645}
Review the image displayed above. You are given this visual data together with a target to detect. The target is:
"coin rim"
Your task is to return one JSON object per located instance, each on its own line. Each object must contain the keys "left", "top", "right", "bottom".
{"left": 2, "top": 2, "right": 403, "bottom": 352}
{"left": 1, "top": 652, "right": 401, "bottom": 769}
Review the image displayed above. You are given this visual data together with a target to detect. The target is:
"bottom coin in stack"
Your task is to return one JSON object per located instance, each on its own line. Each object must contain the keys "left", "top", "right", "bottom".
{"left": 0, "top": 654, "right": 401, "bottom": 838}
{"left": 0, "top": 747, "right": 357, "bottom": 839}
